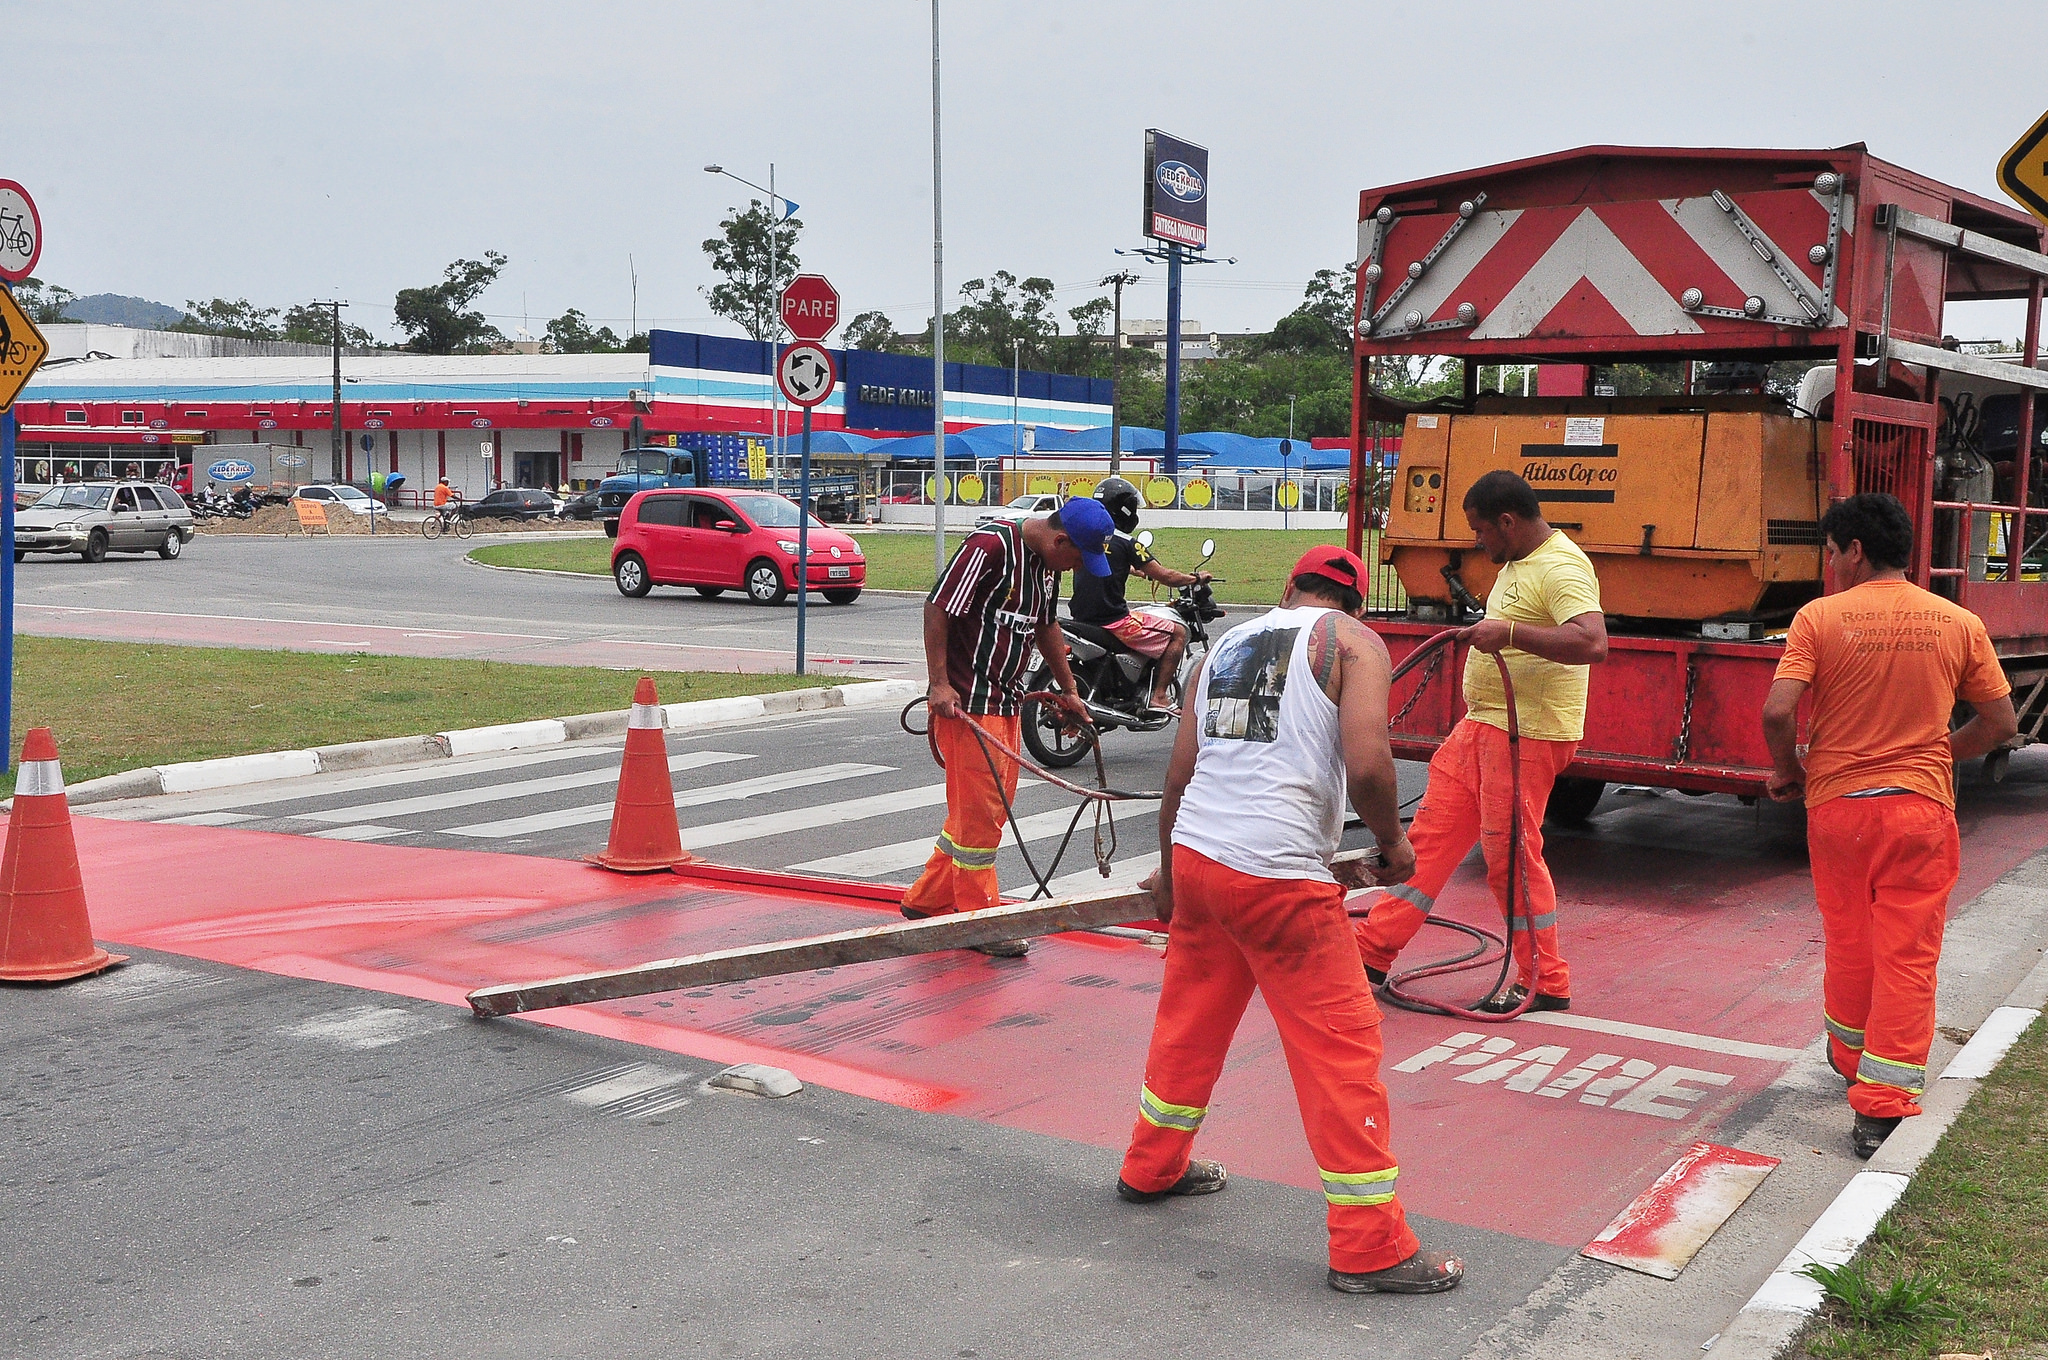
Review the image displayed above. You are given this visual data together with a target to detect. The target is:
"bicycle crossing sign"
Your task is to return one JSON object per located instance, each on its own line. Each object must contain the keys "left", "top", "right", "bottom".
{"left": 1998, "top": 107, "right": 2048, "bottom": 227}
{"left": 776, "top": 341, "right": 837, "bottom": 408}
{"left": 0, "top": 181, "right": 41, "bottom": 283}
{"left": 0, "top": 284, "right": 49, "bottom": 411}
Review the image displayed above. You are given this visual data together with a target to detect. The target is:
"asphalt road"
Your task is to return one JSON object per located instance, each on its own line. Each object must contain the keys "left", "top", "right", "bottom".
{"left": 13, "top": 530, "right": 931, "bottom": 675}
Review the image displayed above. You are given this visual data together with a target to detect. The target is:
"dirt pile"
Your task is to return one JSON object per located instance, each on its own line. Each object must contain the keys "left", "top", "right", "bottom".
{"left": 194, "top": 503, "right": 373, "bottom": 535}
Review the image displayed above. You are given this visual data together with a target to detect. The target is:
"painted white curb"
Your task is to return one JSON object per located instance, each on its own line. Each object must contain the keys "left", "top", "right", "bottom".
{"left": 157, "top": 750, "right": 323, "bottom": 794}
{"left": 1708, "top": 949, "right": 2048, "bottom": 1357}
{"left": 440, "top": 719, "right": 569, "bottom": 756}
{"left": 47, "top": 677, "right": 930, "bottom": 810}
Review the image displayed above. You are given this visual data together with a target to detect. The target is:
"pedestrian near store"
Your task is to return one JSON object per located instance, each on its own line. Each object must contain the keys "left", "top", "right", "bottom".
{"left": 906, "top": 501, "right": 1110, "bottom": 955}
{"left": 1353, "top": 470, "right": 1607, "bottom": 1013}
{"left": 1762, "top": 492, "right": 2015, "bottom": 1159}
{"left": 1117, "top": 546, "right": 1462, "bottom": 1295}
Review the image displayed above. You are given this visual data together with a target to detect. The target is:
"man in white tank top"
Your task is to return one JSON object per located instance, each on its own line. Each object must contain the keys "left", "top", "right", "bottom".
{"left": 1116, "top": 546, "right": 1465, "bottom": 1296}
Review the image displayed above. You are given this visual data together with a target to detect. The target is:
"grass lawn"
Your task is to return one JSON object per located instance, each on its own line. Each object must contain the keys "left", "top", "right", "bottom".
{"left": 5, "top": 637, "right": 834, "bottom": 798}
{"left": 473, "top": 526, "right": 1404, "bottom": 608}
{"left": 1797, "top": 1014, "right": 2048, "bottom": 1358}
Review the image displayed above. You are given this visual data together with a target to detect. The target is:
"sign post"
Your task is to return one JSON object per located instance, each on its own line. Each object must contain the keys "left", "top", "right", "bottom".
{"left": 1998, "top": 108, "right": 2048, "bottom": 227}
{"left": 1144, "top": 132, "right": 1208, "bottom": 477}
{"left": 0, "top": 183, "right": 48, "bottom": 774}
{"left": 776, "top": 278, "right": 841, "bottom": 676}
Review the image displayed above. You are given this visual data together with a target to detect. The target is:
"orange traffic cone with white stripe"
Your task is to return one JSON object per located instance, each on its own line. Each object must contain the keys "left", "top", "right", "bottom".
{"left": 0, "top": 728, "right": 126, "bottom": 983}
{"left": 586, "top": 677, "right": 697, "bottom": 873}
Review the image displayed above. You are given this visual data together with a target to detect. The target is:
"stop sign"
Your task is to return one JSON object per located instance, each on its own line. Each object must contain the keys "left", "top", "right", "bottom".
{"left": 780, "top": 274, "right": 840, "bottom": 342}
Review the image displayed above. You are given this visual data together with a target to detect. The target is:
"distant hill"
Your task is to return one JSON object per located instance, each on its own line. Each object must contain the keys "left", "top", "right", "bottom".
{"left": 61, "top": 293, "right": 186, "bottom": 329}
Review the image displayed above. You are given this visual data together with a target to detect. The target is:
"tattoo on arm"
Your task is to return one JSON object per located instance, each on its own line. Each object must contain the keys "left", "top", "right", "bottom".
{"left": 1311, "top": 613, "right": 1341, "bottom": 692}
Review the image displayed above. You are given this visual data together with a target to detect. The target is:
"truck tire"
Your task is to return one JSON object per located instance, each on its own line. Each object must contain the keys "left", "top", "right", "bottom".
{"left": 1545, "top": 776, "right": 1606, "bottom": 826}
{"left": 603, "top": 519, "right": 619, "bottom": 539}
{"left": 745, "top": 558, "right": 789, "bottom": 606}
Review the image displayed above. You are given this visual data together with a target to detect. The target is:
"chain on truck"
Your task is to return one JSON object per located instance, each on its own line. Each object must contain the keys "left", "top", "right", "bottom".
{"left": 1344, "top": 144, "right": 2048, "bottom": 818}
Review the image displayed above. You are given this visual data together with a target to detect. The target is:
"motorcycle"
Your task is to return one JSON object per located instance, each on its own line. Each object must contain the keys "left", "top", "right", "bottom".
{"left": 1021, "top": 536, "right": 1228, "bottom": 768}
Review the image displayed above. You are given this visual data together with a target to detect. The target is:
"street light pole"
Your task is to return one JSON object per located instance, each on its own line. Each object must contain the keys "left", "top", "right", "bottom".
{"left": 1284, "top": 393, "right": 1296, "bottom": 532}
{"left": 1100, "top": 271, "right": 1137, "bottom": 473}
{"left": 1011, "top": 337, "right": 1020, "bottom": 462}
{"left": 930, "top": 0, "right": 948, "bottom": 576}
{"left": 704, "top": 162, "right": 799, "bottom": 490}
{"left": 311, "top": 300, "right": 347, "bottom": 483}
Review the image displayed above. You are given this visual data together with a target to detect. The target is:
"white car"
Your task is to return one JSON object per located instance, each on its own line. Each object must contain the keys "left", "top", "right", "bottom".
{"left": 976, "top": 492, "right": 1063, "bottom": 525}
{"left": 292, "top": 484, "right": 390, "bottom": 518}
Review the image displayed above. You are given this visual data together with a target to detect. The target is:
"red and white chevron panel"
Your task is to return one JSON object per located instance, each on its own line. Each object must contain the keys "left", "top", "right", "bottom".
{"left": 1358, "top": 186, "right": 1852, "bottom": 344}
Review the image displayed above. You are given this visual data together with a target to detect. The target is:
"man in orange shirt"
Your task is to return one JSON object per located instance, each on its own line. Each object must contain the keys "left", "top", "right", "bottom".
{"left": 1763, "top": 493, "right": 2016, "bottom": 1159}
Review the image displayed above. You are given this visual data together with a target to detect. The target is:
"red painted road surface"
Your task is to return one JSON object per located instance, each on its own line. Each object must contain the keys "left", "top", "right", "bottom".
{"left": 70, "top": 786, "right": 2048, "bottom": 1251}
{"left": 18, "top": 604, "right": 910, "bottom": 675}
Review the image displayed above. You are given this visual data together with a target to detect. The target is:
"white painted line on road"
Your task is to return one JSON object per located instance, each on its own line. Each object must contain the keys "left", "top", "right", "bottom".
{"left": 791, "top": 801, "right": 1089, "bottom": 878}
{"left": 681, "top": 781, "right": 951, "bottom": 851}
{"left": 157, "top": 811, "right": 258, "bottom": 827}
{"left": 1038, "top": 852, "right": 1161, "bottom": 901}
{"left": 98, "top": 744, "right": 630, "bottom": 819}
{"left": 308, "top": 825, "right": 411, "bottom": 841}
{"left": 1518, "top": 1011, "right": 1806, "bottom": 1064}
{"left": 559, "top": 1062, "right": 696, "bottom": 1118}
{"left": 443, "top": 762, "right": 894, "bottom": 840}
{"left": 16, "top": 602, "right": 563, "bottom": 643}
{"left": 302, "top": 751, "right": 752, "bottom": 823}
{"left": 282, "top": 1004, "right": 452, "bottom": 1050}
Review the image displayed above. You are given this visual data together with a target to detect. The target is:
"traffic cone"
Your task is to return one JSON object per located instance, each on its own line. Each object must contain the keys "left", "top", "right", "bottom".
{"left": 586, "top": 678, "right": 697, "bottom": 873}
{"left": 0, "top": 728, "right": 125, "bottom": 983}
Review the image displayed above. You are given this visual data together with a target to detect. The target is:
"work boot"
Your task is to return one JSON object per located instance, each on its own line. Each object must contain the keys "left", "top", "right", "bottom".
{"left": 971, "top": 938, "right": 1031, "bottom": 958}
{"left": 1117, "top": 1159, "right": 1228, "bottom": 1204}
{"left": 1365, "top": 965, "right": 1388, "bottom": 988}
{"left": 1475, "top": 985, "right": 1569, "bottom": 1015}
{"left": 1851, "top": 1113, "right": 1902, "bottom": 1160}
{"left": 1328, "top": 1249, "right": 1465, "bottom": 1294}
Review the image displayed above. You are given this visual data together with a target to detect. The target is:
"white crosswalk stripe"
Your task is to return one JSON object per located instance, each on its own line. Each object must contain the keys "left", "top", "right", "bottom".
{"left": 443, "top": 762, "right": 895, "bottom": 840}
{"left": 300, "top": 750, "right": 751, "bottom": 824}
{"left": 681, "top": 782, "right": 951, "bottom": 851}
{"left": 792, "top": 801, "right": 1146, "bottom": 880}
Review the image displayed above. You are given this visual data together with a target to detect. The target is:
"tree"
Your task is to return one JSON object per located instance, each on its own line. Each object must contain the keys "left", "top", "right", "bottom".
{"left": 702, "top": 202, "right": 800, "bottom": 341}
{"left": 545, "top": 308, "right": 625, "bottom": 354}
{"left": 394, "top": 251, "right": 508, "bottom": 354}
{"left": 13, "top": 277, "right": 76, "bottom": 325}
{"left": 281, "top": 303, "right": 377, "bottom": 350}
{"left": 843, "top": 309, "right": 900, "bottom": 353}
{"left": 174, "top": 298, "right": 282, "bottom": 340}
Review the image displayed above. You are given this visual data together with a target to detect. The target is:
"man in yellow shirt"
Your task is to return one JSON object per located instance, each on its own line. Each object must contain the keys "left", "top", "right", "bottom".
{"left": 1355, "top": 470, "right": 1607, "bottom": 1012}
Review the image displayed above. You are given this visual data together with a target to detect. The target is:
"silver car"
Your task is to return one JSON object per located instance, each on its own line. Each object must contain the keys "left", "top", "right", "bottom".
{"left": 15, "top": 481, "right": 195, "bottom": 563}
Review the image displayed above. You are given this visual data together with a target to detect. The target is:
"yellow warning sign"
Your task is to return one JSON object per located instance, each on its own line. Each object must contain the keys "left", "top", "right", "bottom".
{"left": 1997, "top": 107, "right": 2048, "bottom": 227}
{"left": 0, "top": 286, "right": 49, "bottom": 411}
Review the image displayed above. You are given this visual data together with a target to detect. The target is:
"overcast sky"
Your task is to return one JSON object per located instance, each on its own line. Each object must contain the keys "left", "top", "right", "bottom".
{"left": 16, "top": 1, "right": 2048, "bottom": 345}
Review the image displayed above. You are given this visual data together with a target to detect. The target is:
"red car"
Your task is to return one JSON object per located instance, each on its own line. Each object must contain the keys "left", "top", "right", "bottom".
{"left": 611, "top": 487, "right": 867, "bottom": 606}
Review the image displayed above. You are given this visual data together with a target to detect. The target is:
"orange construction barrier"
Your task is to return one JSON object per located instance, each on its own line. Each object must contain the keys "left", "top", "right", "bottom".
{"left": 586, "top": 677, "right": 697, "bottom": 873}
{"left": 0, "top": 728, "right": 126, "bottom": 983}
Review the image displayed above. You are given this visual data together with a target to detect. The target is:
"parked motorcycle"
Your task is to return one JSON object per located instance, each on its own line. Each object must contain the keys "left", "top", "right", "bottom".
{"left": 1020, "top": 536, "right": 1227, "bottom": 768}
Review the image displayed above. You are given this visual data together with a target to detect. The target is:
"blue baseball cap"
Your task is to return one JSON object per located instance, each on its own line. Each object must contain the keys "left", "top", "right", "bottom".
{"left": 1057, "top": 496, "right": 1115, "bottom": 577}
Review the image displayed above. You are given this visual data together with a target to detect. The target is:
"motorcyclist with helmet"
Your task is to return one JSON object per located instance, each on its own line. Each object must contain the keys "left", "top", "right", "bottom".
{"left": 1067, "top": 476, "right": 1214, "bottom": 718}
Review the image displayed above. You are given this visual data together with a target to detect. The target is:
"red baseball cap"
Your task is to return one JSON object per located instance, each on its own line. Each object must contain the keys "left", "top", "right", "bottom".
{"left": 1290, "top": 545, "right": 1368, "bottom": 593}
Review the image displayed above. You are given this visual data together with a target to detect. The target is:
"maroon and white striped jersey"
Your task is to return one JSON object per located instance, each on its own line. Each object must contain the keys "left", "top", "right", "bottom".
{"left": 928, "top": 520, "right": 1058, "bottom": 716}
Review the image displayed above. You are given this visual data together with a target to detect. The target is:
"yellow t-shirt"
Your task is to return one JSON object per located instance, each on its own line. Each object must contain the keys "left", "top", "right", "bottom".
{"left": 1461, "top": 530, "right": 1603, "bottom": 743}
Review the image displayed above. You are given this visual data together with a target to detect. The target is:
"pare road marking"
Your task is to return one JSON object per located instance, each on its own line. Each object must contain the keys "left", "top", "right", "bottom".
{"left": 1392, "top": 1031, "right": 1736, "bottom": 1121}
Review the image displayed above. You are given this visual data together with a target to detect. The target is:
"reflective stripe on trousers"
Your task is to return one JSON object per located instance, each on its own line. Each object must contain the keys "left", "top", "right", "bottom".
{"left": 1137, "top": 1084, "right": 1206, "bottom": 1133}
{"left": 1825, "top": 1012, "right": 1866, "bottom": 1050}
{"left": 1857, "top": 1051, "right": 1927, "bottom": 1096}
{"left": 1320, "top": 1166, "right": 1399, "bottom": 1206}
{"left": 937, "top": 831, "right": 999, "bottom": 870}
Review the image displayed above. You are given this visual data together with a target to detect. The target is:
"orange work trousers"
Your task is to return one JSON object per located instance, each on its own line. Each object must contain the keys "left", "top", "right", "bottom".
{"left": 903, "top": 712, "right": 1021, "bottom": 918}
{"left": 1121, "top": 845, "right": 1419, "bottom": 1275}
{"left": 1355, "top": 717, "right": 1576, "bottom": 997}
{"left": 1808, "top": 792, "right": 1958, "bottom": 1120}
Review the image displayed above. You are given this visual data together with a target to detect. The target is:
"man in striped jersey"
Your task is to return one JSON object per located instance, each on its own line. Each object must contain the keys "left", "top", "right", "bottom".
{"left": 906, "top": 500, "right": 1111, "bottom": 955}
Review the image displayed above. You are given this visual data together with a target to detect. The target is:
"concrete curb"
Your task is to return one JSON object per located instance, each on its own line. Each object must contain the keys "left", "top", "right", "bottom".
{"left": 46, "top": 678, "right": 926, "bottom": 811}
{"left": 1706, "top": 949, "right": 2048, "bottom": 1357}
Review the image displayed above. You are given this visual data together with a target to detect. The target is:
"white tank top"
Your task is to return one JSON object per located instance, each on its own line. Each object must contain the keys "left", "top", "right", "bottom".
{"left": 1173, "top": 606, "right": 1346, "bottom": 883}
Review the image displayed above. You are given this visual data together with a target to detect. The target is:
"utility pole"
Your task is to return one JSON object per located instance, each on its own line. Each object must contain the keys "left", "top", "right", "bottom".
{"left": 1099, "top": 271, "right": 1138, "bottom": 472}
{"left": 1163, "top": 244, "right": 1183, "bottom": 476}
{"left": 930, "top": 0, "right": 948, "bottom": 576}
{"left": 312, "top": 300, "right": 347, "bottom": 481}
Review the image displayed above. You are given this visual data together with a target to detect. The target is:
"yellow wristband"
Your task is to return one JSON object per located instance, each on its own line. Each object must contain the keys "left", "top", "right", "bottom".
{"left": 1508, "top": 621, "right": 1516, "bottom": 649}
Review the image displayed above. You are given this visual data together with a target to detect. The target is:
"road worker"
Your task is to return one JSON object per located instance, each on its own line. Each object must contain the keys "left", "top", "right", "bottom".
{"left": 1354, "top": 469, "right": 1607, "bottom": 1012}
{"left": 906, "top": 501, "right": 1108, "bottom": 955}
{"left": 1762, "top": 493, "right": 2015, "bottom": 1159}
{"left": 1118, "top": 546, "right": 1464, "bottom": 1296}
